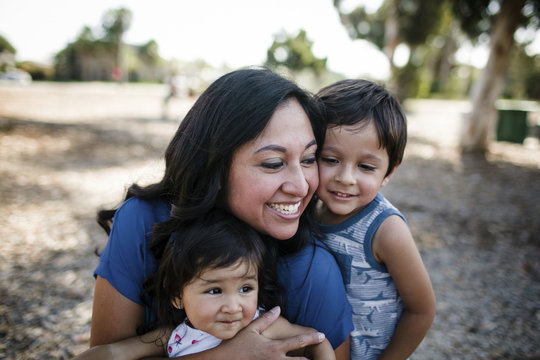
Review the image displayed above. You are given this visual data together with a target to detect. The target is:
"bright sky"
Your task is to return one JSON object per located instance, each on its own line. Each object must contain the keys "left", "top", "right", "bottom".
{"left": 0, "top": 0, "right": 391, "bottom": 79}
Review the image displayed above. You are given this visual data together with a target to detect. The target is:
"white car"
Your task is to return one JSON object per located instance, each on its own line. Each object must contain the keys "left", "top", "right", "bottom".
{"left": 0, "top": 69, "right": 32, "bottom": 84}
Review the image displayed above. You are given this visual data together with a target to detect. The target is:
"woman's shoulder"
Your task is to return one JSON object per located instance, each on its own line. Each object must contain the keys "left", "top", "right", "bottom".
{"left": 115, "top": 197, "right": 170, "bottom": 223}
{"left": 278, "top": 239, "right": 340, "bottom": 280}
{"left": 108, "top": 197, "right": 170, "bottom": 243}
{"left": 284, "top": 239, "right": 336, "bottom": 264}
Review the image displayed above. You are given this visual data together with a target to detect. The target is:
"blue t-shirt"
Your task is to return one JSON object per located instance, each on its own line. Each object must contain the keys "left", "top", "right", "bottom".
{"left": 278, "top": 243, "right": 354, "bottom": 348}
{"left": 95, "top": 197, "right": 353, "bottom": 349}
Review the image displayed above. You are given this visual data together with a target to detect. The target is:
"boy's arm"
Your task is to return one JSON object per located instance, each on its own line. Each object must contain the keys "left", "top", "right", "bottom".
{"left": 73, "top": 328, "right": 169, "bottom": 360}
{"left": 262, "top": 313, "right": 337, "bottom": 360}
{"left": 372, "top": 215, "right": 436, "bottom": 359}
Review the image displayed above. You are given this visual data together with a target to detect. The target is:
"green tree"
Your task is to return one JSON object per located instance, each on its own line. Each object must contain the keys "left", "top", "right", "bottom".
{"left": 452, "top": 0, "right": 540, "bottom": 152}
{"left": 101, "top": 8, "right": 132, "bottom": 43}
{"left": 138, "top": 40, "right": 160, "bottom": 65}
{"left": 54, "top": 26, "right": 116, "bottom": 81}
{"left": 265, "top": 29, "right": 327, "bottom": 76}
{"left": 0, "top": 34, "right": 16, "bottom": 54}
{"left": 102, "top": 7, "right": 132, "bottom": 81}
{"left": 333, "top": 0, "right": 447, "bottom": 98}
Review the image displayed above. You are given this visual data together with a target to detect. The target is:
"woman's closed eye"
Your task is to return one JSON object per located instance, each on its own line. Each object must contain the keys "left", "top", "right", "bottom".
{"left": 261, "top": 161, "right": 284, "bottom": 170}
{"left": 301, "top": 155, "right": 317, "bottom": 166}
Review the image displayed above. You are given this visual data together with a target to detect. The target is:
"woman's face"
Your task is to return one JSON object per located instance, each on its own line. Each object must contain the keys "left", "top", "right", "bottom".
{"left": 226, "top": 98, "right": 319, "bottom": 240}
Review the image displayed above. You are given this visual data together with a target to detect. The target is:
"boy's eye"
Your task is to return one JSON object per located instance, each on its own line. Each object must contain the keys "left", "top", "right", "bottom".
{"left": 359, "top": 163, "right": 376, "bottom": 171}
{"left": 321, "top": 157, "right": 338, "bottom": 164}
{"left": 240, "top": 285, "right": 254, "bottom": 293}
{"left": 207, "top": 288, "right": 222, "bottom": 295}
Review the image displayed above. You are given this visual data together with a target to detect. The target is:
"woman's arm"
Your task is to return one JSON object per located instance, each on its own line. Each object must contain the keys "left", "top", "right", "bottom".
{"left": 74, "top": 328, "right": 168, "bottom": 360}
{"left": 90, "top": 276, "right": 145, "bottom": 346}
{"left": 372, "top": 215, "right": 436, "bottom": 359}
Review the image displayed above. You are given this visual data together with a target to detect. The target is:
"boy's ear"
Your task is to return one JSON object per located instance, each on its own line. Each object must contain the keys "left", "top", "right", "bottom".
{"left": 381, "top": 163, "right": 399, "bottom": 187}
{"left": 171, "top": 297, "right": 183, "bottom": 310}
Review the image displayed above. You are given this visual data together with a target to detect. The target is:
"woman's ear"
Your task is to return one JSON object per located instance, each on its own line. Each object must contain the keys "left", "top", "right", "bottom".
{"left": 171, "top": 297, "right": 183, "bottom": 310}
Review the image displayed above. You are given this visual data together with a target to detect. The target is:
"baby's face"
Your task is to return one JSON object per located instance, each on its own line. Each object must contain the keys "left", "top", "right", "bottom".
{"left": 316, "top": 122, "right": 392, "bottom": 225}
{"left": 176, "top": 260, "right": 259, "bottom": 340}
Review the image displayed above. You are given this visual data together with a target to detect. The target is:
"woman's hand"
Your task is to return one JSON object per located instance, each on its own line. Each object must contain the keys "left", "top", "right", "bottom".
{"left": 217, "top": 307, "right": 326, "bottom": 360}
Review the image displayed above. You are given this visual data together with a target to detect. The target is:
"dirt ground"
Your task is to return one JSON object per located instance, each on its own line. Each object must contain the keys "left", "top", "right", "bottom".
{"left": 1, "top": 82, "right": 539, "bottom": 359}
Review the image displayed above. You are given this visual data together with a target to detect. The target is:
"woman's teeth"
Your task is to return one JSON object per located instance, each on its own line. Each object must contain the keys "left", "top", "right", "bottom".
{"left": 269, "top": 202, "right": 300, "bottom": 214}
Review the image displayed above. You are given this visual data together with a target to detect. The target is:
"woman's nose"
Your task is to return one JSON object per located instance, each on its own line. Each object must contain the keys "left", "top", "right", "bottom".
{"left": 281, "top": 164, "right": 309, "bottom": 197}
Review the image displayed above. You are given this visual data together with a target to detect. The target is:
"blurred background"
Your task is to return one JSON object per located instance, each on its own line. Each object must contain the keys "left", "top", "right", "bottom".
{"left": 1, "top": 0, "right": 539, "bottom": 359}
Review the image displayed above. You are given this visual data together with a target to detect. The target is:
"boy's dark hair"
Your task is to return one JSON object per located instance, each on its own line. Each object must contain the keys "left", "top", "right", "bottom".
{"left": 317, "top": 79, "right": 407, "bottom": 177}
{"left": 147, "top": 208, "right": 281, "bottom": 330}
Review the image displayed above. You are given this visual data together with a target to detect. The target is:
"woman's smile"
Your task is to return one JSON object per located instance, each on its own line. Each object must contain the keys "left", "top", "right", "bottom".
{"left": 226, "top": 98, "right": 318, "bottom": 240}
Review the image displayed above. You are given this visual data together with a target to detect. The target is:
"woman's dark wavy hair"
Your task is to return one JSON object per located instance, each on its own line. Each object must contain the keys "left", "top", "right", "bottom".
{"left": 146, "top": 208, "right": 280, "bottom": 331}
{"left": 97, "top": 67, "right": 325, "bottom": 266}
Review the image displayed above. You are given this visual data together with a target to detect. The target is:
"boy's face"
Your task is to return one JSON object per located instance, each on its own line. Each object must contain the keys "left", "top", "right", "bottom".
{"left": 173, "top": 260, "right": 258, "bottom": 340}
{"left": 316, "top": 121, "right": 393, "bottom": 224}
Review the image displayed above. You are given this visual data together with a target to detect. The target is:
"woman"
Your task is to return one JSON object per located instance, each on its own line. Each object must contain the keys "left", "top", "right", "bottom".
{"left": 91, "top": 68, "right": 352, "bottom": 359}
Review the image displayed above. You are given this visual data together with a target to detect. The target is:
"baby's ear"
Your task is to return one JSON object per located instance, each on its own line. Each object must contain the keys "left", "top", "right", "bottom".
{"left": 171, "top": 297, "right": 183, "bottom": 310}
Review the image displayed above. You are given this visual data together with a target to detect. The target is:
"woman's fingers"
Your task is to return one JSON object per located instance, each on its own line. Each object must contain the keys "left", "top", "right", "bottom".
{"left": 250, "top": 306, "right": 281, "bottom": 334}
{"left": 279, "top": 332, "right": 326, "bottom": 355}
{"left": 223, "top": 306, "right": 325, "bottom": 360}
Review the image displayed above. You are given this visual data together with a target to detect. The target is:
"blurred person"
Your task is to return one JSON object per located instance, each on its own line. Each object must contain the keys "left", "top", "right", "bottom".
{"left": 162, "top": 74, "right": 181, "bottom": 120}
{"left": 90, "top": 68, "right": 353, "bottom": 359}
{"left": 75, "top": 209, "right": 335, "bottom": 359}
{"left": 316, "top": 79, "right": 436, "bottom": 359}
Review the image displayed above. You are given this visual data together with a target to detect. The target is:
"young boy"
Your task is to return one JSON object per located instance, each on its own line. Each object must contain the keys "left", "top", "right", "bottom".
{"left": 316, "top": 79, "right": 436, "bottom": 359}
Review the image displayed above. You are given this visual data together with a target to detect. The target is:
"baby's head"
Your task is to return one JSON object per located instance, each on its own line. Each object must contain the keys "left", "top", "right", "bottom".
{"left": 317, "top": 79, "right": 407, "bottom": 177}
{"left": 156, "top": 209, "right": 277, "bottom": 339}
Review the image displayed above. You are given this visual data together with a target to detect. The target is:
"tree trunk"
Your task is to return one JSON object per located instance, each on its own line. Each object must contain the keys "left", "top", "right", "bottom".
{"left": 384, "top": 3, "right": 400, "bottom": 75}
{"left": 460, "top": 0, "right": 525, "bottom": 152}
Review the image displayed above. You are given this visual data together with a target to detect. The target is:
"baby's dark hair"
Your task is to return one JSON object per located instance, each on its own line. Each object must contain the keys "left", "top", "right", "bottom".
{"left": 148, "top": 208, "right": 280, "bottom": 329}
{"left": 317, "top": 79, "right": 407, "bottom": 177}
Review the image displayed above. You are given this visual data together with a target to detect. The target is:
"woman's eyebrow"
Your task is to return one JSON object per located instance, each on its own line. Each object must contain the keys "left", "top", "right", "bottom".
{"left": 254, "top": 139, "right": 317, "bottom": 154}
{"left": 254, "top": 144, "right": 286, "bottom": 154}
{"left": 305, "top": 139, "right": 317, "bottom": 149}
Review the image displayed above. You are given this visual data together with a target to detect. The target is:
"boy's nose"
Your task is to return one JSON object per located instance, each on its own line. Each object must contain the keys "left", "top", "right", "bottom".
{"left": 335, "top": 164, "right": 356, "bottom": 185}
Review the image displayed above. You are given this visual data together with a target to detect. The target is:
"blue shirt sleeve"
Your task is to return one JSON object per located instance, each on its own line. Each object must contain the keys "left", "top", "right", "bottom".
{"left": 94, "top": 197, "right": 169, "bottom": 306}
{"left": 278, "top": 240, "right": 353, "bottom": 349}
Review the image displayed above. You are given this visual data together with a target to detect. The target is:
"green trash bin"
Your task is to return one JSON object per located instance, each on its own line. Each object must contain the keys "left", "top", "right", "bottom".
{"left": 496, "top": 109, "right": 528, "bottom": 144}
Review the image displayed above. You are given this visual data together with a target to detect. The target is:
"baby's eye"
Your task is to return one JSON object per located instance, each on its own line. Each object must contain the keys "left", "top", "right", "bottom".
{"left": 261, "top": 161, "right": 284, "bottom": 170}
{"left": 207, "top": 288, "right": 222, "bottom": 295}
{"left": 240, "top": 286, "right": 254, "bottom": 293}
